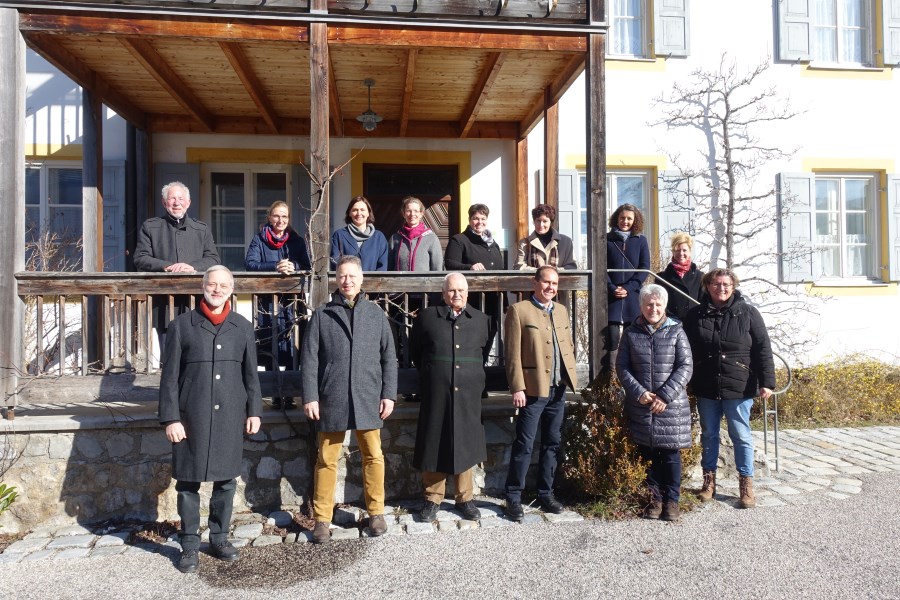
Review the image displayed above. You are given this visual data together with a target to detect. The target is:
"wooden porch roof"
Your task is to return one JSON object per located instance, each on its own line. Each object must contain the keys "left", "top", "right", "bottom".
{"left": 16, "top": 2, "right": 597, "bottom": 139}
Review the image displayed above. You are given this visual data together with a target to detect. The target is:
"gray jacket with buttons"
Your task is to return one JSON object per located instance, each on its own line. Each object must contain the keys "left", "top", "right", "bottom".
{"left": 616, "top": 316, "right": 693, "bottom": 450}
{"left": 158, "top": 309, "right": 262, "bottom": 482}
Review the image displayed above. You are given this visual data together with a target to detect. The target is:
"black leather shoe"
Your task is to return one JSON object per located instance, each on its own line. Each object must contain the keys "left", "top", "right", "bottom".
{"left": 418, "top": 501, "right": 440, "bottom": 522}
{"left": 177, "top": 549, "right": 199, "bottom": 573}
{"left": 208, "top": 540, "right": 239, "bottom": 562}
{"left": 505, "top": 499, "right": 524, "bottom": 521}
{"left": 456, "top": 500, "right": 481, "bottom": 521}
{"left": 271, "top": 397, "right": 283, "bottom": 409}
{"left": 538, "top": 495, "right": 565, "bottom": 514}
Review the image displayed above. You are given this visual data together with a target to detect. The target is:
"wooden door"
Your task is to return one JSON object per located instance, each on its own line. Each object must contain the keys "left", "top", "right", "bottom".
{"left": 362, "top": 164, "right": 460, "bottom": 249}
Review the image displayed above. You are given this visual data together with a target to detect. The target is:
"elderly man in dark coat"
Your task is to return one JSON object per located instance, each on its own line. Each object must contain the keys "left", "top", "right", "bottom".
{"left": 158, "top": 265, "right": 262, "bottom": 574}
{"left": 410, "top": 272, "right": 491, "bottom": 523}
{"left": 134, "top": 181, "right": 220, "bottom": 358}
{"left": 301, "top": 255, "right": 397, "bottom": 544}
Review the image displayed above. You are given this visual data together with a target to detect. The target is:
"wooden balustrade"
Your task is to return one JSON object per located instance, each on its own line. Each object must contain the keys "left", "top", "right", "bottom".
{"left": 12, "top": 271, "right": 592, "bottom": 409}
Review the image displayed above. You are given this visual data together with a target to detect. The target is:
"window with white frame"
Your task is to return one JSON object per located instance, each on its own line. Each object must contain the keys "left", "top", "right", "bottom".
{"left": 607, "top": 0, "right": 690, "bottom": 59}
{"left": 204, "top": 167, "right": 290, "bottom": 271}
{"left": 813, "top": 174, "right": 877, "bottom": 279}
{"left": 25, "top": 162, "right": 83, "bottom": 270}
{"left": 778, "top": 171, "right": 892, "bottom": 283}
{"left": 779, "top": 0, "right": 882, "bottom": 66}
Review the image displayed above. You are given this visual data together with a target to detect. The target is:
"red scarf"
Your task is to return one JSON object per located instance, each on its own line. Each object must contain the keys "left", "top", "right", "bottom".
{"left": 199, "top": 298, "right": 231, "bottom": 325}
{"left": 671, "top": 259, "right": 691, "bottom": 278}
{"left": 263, "top": 225, "right": 290, "bottom": 249}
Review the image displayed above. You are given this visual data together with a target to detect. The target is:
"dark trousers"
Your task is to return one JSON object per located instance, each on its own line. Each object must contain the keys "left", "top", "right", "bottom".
{"left": 505, "top": 385, "right": 567, "bottom": 501}
{"left": 176, "top": 478, "right": 237, "bottom": 549}
{"left": 637, "top": 445, "right": 682, "bottom": 503}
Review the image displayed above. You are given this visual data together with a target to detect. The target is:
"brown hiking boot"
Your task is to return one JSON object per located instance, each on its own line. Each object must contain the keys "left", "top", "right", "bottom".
{"left": 738, "top": 475, "right": 756, "bottom": 509}
{"left": 642, "top": 497, "right": 663, "bottom": 520}
{"left": 660, "top": 500, "right": 680, "bottom": 522}
{"left": 697, "top": 470, "right": 716, "bottom": 502}
{"left": 312, "top": 521, "right": 331, "bottom": 544}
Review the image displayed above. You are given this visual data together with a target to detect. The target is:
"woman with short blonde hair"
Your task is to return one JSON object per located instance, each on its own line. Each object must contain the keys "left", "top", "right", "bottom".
{"left": 655, "top": 231, "right": 704, "bottom": 321}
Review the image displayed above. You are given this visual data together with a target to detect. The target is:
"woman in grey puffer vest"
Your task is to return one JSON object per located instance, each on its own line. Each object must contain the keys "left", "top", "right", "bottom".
{"left": 616, "top": 283, "right": 693, "bottom": 521}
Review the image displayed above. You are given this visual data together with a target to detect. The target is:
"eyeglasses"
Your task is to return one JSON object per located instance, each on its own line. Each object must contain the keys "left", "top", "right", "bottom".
{"left": 711, "top": 283, "right": 734, "bottom": 289}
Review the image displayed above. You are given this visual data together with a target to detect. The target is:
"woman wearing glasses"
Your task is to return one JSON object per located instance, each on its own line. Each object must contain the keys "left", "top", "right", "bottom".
{"left": 682, "top": 268, "right": 775, "bottom": 510}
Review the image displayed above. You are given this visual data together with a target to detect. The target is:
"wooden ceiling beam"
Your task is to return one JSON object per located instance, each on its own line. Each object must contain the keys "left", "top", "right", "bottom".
{"left": 24, "top": 32, "right": 147, "bottom": 129}
{"left": 399, "top": 48, "right": 418, "bottom": 137}
{"left": 219, "top": 41, "right": 281, "bottom": 134}
{"left": 328, "top": 54, "right": 344, "bottom": 138}
{"left": 519, "top": 53, "right": 584, "bottom": 138}
{"left": 120, "top": 37, "right": 216, "bottom": 132}
{"left": 19, "top": 12, "right": 310, "bottom": 43}
{"left": 329, "top": 27, "right": 586, "bottom": 52}
{"left": 459, "top": 51, "right": 506, "bottom": 138}
{"left": 145, "top": 114, "right": 518, "bottom": 138}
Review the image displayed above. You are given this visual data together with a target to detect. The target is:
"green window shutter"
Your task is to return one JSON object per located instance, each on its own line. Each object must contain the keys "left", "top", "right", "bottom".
{"left": 153, "top": 163, "right": 200, "bottom": 220}
{"left": 657, "top": 170, "right": 693, "bottom": 251}
{"left": 777, "top": 0, "right": 812, "bottom": 62}
{"left": 777, "top": 172, "right": 815, "bottom": 283}
{"left": 883, "top": 0, "right": 900, "bottom": 65}
{"left": 887, "top": 175, "right": 900, "bottom": 281}
{"left": 654, "top": 0, "right": 690, "bottom": 57}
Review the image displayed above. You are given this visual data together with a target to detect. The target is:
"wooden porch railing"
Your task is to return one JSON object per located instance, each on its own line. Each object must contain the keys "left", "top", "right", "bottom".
{"left": 12, "top": 271, "right": 592, "bottom": 412}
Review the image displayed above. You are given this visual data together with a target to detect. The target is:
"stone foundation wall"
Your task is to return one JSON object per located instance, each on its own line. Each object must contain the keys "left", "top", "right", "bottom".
{"left": 0, "top": 402, "right": 520, "bottom": 534}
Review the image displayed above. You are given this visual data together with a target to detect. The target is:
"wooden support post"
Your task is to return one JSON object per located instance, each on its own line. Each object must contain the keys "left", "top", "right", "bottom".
{"left": 308, "top": 10, "right": 330, "bottom": 308}
{"left": 0, "top": 9, "right": 25, "bottom": 417}
{"left": 543, "top": 87, "right": 559, "bottom": 209}
{"left": 586, "top": 19, "right": 608, "bottom": 380}
{"left": 516, "top": 137, "right": 529, "bottom": 248}
{"left": 125, "top": 123, "right": 137, "bottom": 272}
{"left": 82, "top": 88, "right": 104, "bottom": 369}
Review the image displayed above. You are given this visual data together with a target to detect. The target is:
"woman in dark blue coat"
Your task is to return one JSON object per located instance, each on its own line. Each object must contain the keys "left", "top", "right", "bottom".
{"left": 616, "top": 283, "right": 693, "bottom": 521}
{"left": 245, "top": 200, "right": 311, "bottom": 409}
{"left": 607, "top": 203, "right": 650, "bottom": 366}
{"left": 330, "top": 196, "right": 389, "bottom": 271}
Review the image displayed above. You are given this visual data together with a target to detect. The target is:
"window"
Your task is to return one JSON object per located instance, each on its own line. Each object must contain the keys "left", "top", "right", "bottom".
{"left": 607, "top": 0, "right": 690, "bottom": 59}
{"left": 25, "top": 163, "right": 83, "bottom": 270}
{"left": 778, "top": 171, "right": 900, "bottom": 283}
{"left": 813, "top": 175, "right": 876, "bottom": 278}
{"left": 571, "top": 170, "right": 654, "bottom": 265}
{"left": 777, "top": 0, "right": 900, "bottom": 67}
{"left": 204, "top": 167, "right": 290, "bottom": 271}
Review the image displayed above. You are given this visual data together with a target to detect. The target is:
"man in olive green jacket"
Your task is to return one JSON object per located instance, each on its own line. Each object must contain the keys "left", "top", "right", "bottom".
{"left": 503, "top": 265, "right": 577, "bottom": 521}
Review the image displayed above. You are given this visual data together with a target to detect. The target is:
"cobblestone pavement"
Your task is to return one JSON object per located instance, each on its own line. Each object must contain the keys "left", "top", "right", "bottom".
{"left": 2, "top": 425, "right": 898, "bottom": 564}
{"left": 696, "top": 425, "right": 900, "bottom": 509}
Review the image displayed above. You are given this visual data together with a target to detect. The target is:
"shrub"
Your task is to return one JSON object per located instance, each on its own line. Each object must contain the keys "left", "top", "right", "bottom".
{"left": 765, "top": 355, "right": 900, "bottom": 426}
{"left": 0, "top": 484, "right": 17, "bottom": 525}
{"left": 561, "top": 371, "right": 648, "bottom": 518}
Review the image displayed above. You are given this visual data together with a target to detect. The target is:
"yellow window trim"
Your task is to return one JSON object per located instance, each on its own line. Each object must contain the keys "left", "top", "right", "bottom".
{"left": 799, "top": 64, "right": 892, "bottom": 80}
{"left": 805, "top": 282, "right": 898, "bottom": 296}
{"left": 349, "top": 148, "right": 472, "bottom": 228}
{"left": 186, "top": 148, "right": 305, "bottom": 164}
{"left": 26, "top": 144, "right": 83, "bottom": 160}
{"left": 802, "top": 161, "right": 894, "bottom": 285}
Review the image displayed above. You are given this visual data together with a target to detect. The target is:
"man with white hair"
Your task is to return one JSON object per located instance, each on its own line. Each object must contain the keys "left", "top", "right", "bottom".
{"left": 410, "top": 273, "right": 491, "bottom": 523}
{"left": 159, "top": 266, "right": 262, "bottom": 573}
{"left": 134, "top": 181, "right": 221, "bottom": 352}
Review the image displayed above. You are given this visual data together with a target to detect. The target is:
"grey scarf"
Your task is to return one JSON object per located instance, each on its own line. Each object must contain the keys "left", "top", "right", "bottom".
{"left": 347, "top": 223, "right": 375, "bottom": 247}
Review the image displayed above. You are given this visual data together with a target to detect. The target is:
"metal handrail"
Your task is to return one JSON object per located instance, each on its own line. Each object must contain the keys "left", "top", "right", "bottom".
{"left": 609, "top": 267, "right": 792, "bottom": 471}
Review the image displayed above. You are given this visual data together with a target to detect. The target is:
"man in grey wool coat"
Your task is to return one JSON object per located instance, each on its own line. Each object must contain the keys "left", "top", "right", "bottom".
{"left": 301, "top": 255, "right": 397, "bottom": 544}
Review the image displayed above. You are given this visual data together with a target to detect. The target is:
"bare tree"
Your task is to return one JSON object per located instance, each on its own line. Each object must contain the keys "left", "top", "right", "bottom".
{"left": 652, "top": 56, "right": 824, "bottom": 359}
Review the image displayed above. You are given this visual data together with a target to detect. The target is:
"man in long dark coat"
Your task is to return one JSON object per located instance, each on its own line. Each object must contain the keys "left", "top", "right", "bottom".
{"left": 159, "top": 266, "right": 262, "bottom": 573}
{"left": 301, "top": 255, "right": 397, "bottom": 543}
{"left": 410, "top": 272, "right": 490, "bottom": 522}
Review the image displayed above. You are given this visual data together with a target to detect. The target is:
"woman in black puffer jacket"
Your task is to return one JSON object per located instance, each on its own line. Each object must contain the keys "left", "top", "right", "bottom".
{"left": 616, "top": 283, "right": 693, "bottom": 521}
{"left": 682, "top": 268, "right": 775, "bottom": 510}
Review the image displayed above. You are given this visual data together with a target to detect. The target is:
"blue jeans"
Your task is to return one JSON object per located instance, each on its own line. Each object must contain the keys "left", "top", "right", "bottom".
{"left": 697, "top": 396, "right": 755, "bottom": 477}
{"left": 505, "top": 385, "right": 567, "bottom": 501}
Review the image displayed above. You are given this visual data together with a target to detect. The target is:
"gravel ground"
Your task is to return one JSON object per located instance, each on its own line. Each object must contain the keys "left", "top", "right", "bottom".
{"left": 4, "top": 472, "right": 899, "bottom": 600}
